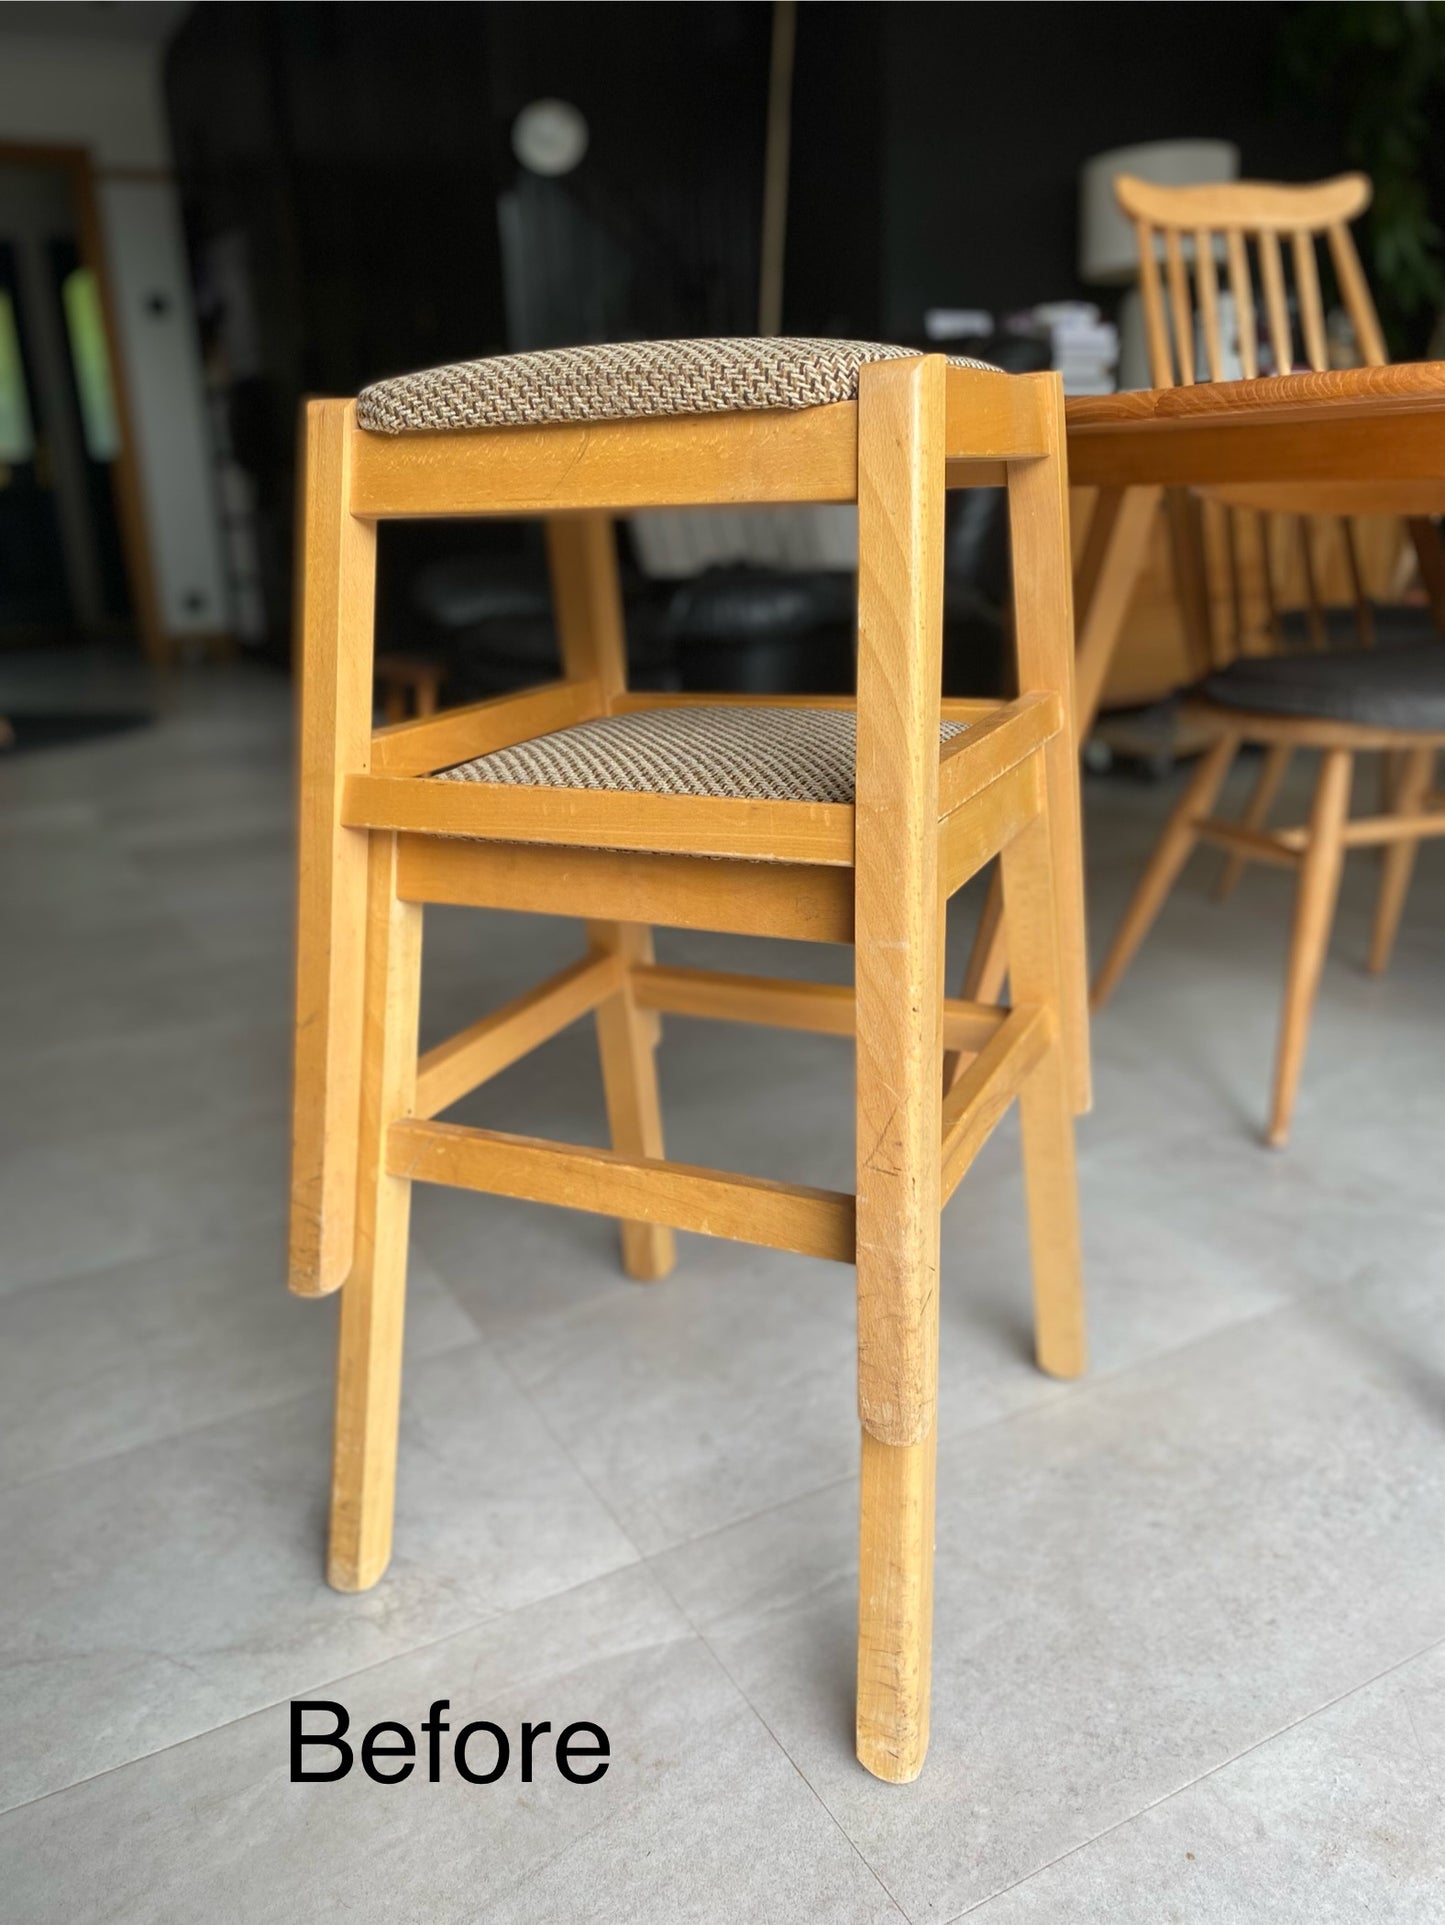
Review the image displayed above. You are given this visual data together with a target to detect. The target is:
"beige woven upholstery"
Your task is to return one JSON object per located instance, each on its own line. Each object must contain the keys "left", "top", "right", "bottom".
{"left": 357, "top": 338, "right": 996, "bottom": 434}
{"left": 436, "top": 705, "right": 968, "bottom": 805}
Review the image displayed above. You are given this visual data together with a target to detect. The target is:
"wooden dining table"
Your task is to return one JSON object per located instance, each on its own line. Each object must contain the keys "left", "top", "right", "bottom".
{"left": 957, "top": 362, "right": 1445, "bottom": 1004}
{"left": 1063, "top": 361, "right": 1445, "bottom": 737}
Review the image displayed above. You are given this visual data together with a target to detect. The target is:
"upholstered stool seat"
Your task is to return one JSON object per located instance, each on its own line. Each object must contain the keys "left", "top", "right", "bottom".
{"left": 1200, "top": 642, "right": 1445, "bottom": 731}
{"left": 357, "top": 337, "right": 994, "bottom": 433}
{"left": 437, "top": 704, "right": 968, "bottom": 804}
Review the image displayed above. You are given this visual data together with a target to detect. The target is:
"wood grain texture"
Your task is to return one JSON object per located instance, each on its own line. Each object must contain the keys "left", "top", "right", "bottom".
{"left": 857, "top": 1426, "right": 936, "bottom": 1784}
{"left": 343, "top": 772, "right": 856, "bottom": 866}
{"left": 936, "top": 691, "right": 1061, "bottom": 819}
{"left": 291, "top": 399, "right": 375, "bottom": 1298}
{"left": 853, "top": 354, "right": 948, "bottom": 1451}
{"left": 350, "top": 403, "right": 860, "bottom": 515}
{"left": 414, "top": 953, "right": 622, "bottom": 1119}
{"left": 939, "top": 755, "right": 1043, "bottom": 901}
{"left": 396, "top": 835, "right": 856, "bottom": 943}
{"left": 328, "top": 835, "right": 422, "bottom": 1591}
{"left": 387, "top": 1117, "right": 855, "bottom": 1263}
{"left": 1068, "top": 362, "right": 1445, "bottom": 431}
{"left": 1008, "top": 376, "right": 1091, "bottom": 1113}
{"left": 370, "top": 678, "right": 603, "bottom": 777}
{"left": 939, "top": 1005, "right": 1052, "bottom": 1202}
{"left": 631, "top": 965, "right": 1005, "bottom": 1054}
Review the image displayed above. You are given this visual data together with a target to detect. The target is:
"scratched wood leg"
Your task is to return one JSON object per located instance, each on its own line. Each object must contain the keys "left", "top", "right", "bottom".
{"left": 291, "top": 399, "right": 375, "bottom": 1298}
{"left": 857, "top": 1426, "right": 937, "bottom": 1783}
{"left": 853, "top": 355, "right": 947, "bottom": 1782}
{"left": 1268, "top": 748, "right": 1352, "bottom": 1148}
{"left": 328, "top": 833, "right": 422, "bottom": 1592}
{"left": 1368, "top": 745, "right": 1433, "bottom": 975}
{"left": 1215, "top": 742, "right": 1292, "bottom": 901}
{"left": 1092, "top": 731, "right": 1239, "bottom": 1012}
{"left": 590, "top": 920, "right": 675, "bottom": 1281}
{"left": 1001, "top": 806, "right": 1086, "bottom": 1380}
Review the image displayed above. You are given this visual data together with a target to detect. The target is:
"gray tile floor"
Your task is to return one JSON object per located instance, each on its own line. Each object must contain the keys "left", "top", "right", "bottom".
{"left": 2, "top": 653, "right": 1443, "bottom": 1922}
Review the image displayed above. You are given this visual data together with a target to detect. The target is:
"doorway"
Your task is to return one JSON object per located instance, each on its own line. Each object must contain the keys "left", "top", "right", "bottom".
{"left": 0, "top": 145, "right": 156, "bottom": 657}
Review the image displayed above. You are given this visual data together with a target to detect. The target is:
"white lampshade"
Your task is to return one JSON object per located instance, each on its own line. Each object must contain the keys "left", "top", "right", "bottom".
{"left": 1079, "top": 139, "right": 1240, "bottom": 284}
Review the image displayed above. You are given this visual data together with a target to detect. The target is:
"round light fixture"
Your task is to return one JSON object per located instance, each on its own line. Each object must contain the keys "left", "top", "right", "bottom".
{"left": 511, "top": 99, "right": 589, "bottom": 178}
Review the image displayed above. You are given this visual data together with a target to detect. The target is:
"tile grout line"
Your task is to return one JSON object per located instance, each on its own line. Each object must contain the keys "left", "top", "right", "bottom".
{"left": 939, "top": 1625, "right": 1445, "bottom": 1922}
{"left": 0, "top": 1553, "right": 672, "bottom": 1825}
{"left": 644, "top": 1540, "right": 916, "bottom": 1923}
{"left": 0, "top": 1250, "right": 494, "bottom": 1499}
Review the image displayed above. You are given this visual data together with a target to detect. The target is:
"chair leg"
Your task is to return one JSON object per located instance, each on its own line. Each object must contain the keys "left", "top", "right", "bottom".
{"left": 1368, "top": 745, "right": 1434, "bottom": 976}
{"left": 1268, "top": 749, "right": 1353, "bottom": 1148}
{"left": 329, "top": 834, "right": 423, "bottom": 1592}
{"left": 589, "top": 921, "right": 675, "bottom": 1282}
{"left": 1215, "top": 742, "right": 1291, "bottom": 900}
{"left": 943, "top": 868, "right": 1007, "bottom": 1093}
{"left": 1001, "top": 806, "right": 1086, "bottom": 1380}
{"left": 1092, "top": 731, "right": 1239, "bottom": 1011}
{"left": 853, "top": 355, "right": 948, "bottom": 1783}
{"left": 857, "top": 1426, "right": 937, "bottom": 1782}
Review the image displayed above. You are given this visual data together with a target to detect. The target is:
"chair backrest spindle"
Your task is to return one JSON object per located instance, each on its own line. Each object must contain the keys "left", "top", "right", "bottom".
{"left": 1114, "top": 172, "right": 1395, "bottom": 660}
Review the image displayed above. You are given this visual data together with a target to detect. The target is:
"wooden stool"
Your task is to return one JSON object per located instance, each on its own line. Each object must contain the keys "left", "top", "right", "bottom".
{"left": 290, "top": 340, "right": 1090, "bottom": 1783}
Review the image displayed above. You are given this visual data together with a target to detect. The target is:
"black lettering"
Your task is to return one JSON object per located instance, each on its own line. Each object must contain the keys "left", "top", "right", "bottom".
{"left": 454, "top": 1721, "right": 510, "bottom": 1785}
{"left": 420, "top": 1700, "right": 451, "bottom": 1782}
{"left": 556, "top": 1721, "right": 610, "bottom": 1785}
{"left": 519, "top": 1720, "right": 551, "bottom": 1782}
{"left": 361, "top": 1720, "right": 416, "bottom": 1783}
{"left": 291, "top": 1701, "right": 352, "bottom": 1782}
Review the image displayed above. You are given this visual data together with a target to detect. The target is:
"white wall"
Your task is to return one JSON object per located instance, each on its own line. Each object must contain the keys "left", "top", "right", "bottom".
{"left": 0, "top": 29, "right": 228, "bottom": 642}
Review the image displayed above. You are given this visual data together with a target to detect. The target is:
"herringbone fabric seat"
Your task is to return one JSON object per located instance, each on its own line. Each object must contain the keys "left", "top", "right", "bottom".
{"left": 357, "top": 337, "right": 996, "bottom": 433}
{"left": 438, "top": 704, "right": 969, "bottom": 804}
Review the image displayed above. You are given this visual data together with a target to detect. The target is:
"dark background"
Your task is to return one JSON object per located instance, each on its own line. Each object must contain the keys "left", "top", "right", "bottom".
{"left": 160, "top": 2, "right": 1358, "bottom": 658}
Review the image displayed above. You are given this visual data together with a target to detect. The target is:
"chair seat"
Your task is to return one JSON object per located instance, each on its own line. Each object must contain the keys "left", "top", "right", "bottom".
{"left": 1201, "top": 642, "right": 1445, "bottom": 731}
{"left": 437, "top": 704, "right": 968, "bottom": 805}
{"left": 357, "top": 338, "right": 995, "bottom": 434}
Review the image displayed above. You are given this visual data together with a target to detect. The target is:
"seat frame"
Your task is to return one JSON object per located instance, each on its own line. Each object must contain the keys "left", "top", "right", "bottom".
{"left": 289, "top": 357, "right": 1088, "bottom": 1784}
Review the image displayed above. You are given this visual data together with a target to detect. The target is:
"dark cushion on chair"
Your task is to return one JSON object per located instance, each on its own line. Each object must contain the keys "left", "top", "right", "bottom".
{"left": 1201, "top": 642, "right": 1445, "bottom": 730}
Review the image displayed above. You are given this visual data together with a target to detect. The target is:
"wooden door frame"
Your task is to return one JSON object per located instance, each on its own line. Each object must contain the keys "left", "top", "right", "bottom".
{"left": 0, "top": 138, "right": 167, "bottom": 665}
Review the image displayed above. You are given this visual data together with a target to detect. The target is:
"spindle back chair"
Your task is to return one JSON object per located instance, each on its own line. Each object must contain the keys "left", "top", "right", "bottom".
{"left": 1094, "top": 179, "right": 1445, "bottom": 1145}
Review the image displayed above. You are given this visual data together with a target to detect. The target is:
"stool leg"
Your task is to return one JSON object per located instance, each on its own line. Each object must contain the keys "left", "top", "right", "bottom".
{"left": 1001, "top": 805, "right": 1086, "bottom": 1380}
{"left": 329, "top": 834, "right": 422, "bottom": 1592}
{"left": 589, "top": 921, "right": 675, "bottom": 1282}
{"left": 943, "top": 869, "right": 1007, "bottom": 1093}
{"left": 854, "top": 356, "right": 947, "bottom": 1783}
{"left": 858, "top": 1426, "right": 937, "bottom": 1781}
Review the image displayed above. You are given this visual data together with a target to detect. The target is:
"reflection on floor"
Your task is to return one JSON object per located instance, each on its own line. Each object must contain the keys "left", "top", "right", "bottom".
{"left": 2, "top": 653, "right": 1443, "bottom": 1923}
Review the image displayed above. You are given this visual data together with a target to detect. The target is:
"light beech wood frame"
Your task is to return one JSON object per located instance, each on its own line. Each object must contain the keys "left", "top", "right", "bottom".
{"left": 1085, "top": 174, "right": 1445, "bottom": 1147}
{"left": 289, "top": 359, "right": 1088, "bottom": 1784}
